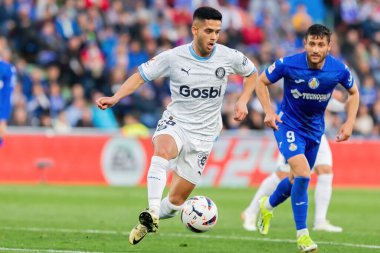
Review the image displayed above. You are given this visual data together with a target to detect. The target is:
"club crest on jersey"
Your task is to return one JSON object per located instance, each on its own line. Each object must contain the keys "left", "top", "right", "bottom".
{"left": 289, "top": 143, "right": 297, "bottom": 151}
{"left": 242, "top": 56, "right": 248, "bottom": 66}
{"left": 197, "top": 152, "right": 209, "bottom": 169}
{"left": 215, "top": 67, "right": 226, "bottom": 79}
{"left": 308, "top": 77, "right": 319, "bottom": 89}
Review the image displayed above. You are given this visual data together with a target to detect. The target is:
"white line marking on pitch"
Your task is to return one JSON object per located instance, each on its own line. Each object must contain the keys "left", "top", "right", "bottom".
{"left": 1, "top": 226, "right": 380, "bottom": 250}
{"left": 0, "top": 247, "right": 103, "bottom": 253}
{"left": 163, "top": 232, "right": 380, "bottom": 250}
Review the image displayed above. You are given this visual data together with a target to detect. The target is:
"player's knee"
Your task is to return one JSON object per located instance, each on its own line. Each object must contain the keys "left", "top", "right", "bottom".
{"left": 291, "top": 168, "right": 311, "bottom": 178}
{"left": 314, "top": 165, "right": 332, "bottom": 175}
{"left": 276, "top": 171, "right": 289, "bottom": 180}
{"left": 153, "top": 135, "right": 178, "bottom": 159}
{"left": 154, "top": 147, "right": 175, "bottom": 160}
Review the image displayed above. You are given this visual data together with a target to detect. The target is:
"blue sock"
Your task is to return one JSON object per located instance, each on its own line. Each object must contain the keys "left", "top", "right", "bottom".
{"left": 269, "top": 177, "right": 292, "bottom": 208}
{"left": 291, "top": 177, "right": 310, "bottom": 230}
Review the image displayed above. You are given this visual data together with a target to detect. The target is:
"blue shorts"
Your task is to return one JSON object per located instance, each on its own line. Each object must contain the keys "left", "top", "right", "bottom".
{"left": 273, "top": 124, "right": 321, "bottom": 169}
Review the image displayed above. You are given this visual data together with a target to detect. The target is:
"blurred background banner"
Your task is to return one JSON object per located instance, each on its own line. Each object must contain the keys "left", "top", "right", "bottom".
{"left": 0, "top": 132, "right": 378, "bottom": 187}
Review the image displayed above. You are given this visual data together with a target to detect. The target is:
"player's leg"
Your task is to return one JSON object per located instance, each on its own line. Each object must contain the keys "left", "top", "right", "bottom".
{"left": 160, "top": 172, "right": 196, "bottom": 219}
{"left": 242, "top": 171, "right": 286, "bottom": 231}
{"left": 243, "top": 153, "right": 289, "bottom": 231}
{"left": 314, "top": 166, "right": 343, "bottom": 232}
{"left": 129, "top": 119, "right": 182, "bottom": 245}
{"left": 291, "top": 140, "right": 320, "bottom": 252}
{"left": 312, "top": 135, "right": 342, "bottom": 232}
{"left": 288, "top": 154, "right": 312, "bottom": 236}
{"left": 257, "top": 127, "right": 300, "bottom": 235}
{"left": 257, "top": 173, "right": 292, "bottom": 235}
{"left": 148, "top": 134, "right": 179, "bottom": 215}
{"left": 161, "top": 137, "right": 213, "bottom": 219}
{"left": 288, "top": 154, "right": 318, "bottom": 252}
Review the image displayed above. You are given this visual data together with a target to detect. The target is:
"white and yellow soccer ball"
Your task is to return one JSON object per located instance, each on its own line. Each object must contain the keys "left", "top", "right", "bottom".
{"left": 180, "top": 196, "right": 218, "bottom": 233}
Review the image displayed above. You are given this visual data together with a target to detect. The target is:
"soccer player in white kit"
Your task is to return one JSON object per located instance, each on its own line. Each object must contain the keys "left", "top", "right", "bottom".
{"left": 96, "top": 6, "right": 258, "bottom": 245}
{"left": 242, "top": 98, "right": 346, "bottom": 233}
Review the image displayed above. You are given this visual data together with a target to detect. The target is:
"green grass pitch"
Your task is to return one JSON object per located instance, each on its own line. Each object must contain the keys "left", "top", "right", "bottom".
{"left": 0, "top": 185, "right": 379, "bottom": 253}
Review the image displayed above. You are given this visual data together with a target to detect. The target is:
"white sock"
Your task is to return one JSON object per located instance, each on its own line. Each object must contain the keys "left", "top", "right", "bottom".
{"left": 314, "top": 173, "right": 333, "bottom": 225}
{"left": 147, "top": 156, "right": 169, "bottom": 215}
{"left": 297, "top": 228, "right": 309, "bottom": 238}
{"left": 265, "top": 198, "right": 274, "bottom": 211}
{"left": 159, "top": 196, "right": 184, "bottom": 219}
{"left": 246, "top": 173, "right": 280, "bottom": 214}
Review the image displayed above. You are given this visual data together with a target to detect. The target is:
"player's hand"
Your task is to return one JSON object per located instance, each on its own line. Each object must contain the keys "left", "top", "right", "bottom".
{"left": 336, "top": 122, "right": 353, "bottom": 142}
{"left": 264, "top": 112, "right": 282, "bottom": 130}
{"left": 96, "top": 96, "right": 119, "bottom": 110}
{"left": 233, "top": 101, "right": 248, "bottom": 121}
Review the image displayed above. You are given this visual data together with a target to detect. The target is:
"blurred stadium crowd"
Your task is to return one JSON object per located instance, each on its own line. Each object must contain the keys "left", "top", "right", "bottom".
{"left": 1, "top": 0, "right": 379, "bottom": 138}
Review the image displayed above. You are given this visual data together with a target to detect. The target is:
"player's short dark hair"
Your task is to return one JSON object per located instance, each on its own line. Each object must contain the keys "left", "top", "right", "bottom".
{"left": 193, "top": 6, "right": 222, "bottom": 21}
{"left": 305, "top": 24, "right": 332, "bottom": 43}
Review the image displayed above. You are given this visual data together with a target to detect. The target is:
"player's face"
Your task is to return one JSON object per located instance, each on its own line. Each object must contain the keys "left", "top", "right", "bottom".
{"left": 304, "top": 35, "right": 331, "bottom": 68}
{"left": 192, "top": 19, "right": 221, "bottom": 57}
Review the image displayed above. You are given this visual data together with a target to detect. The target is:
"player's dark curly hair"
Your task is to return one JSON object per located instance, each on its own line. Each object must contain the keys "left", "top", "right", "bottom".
{"left": 193, "top": 6, "right": 222, "bottom": 21}
{"left": 305, "top": 24, "right": 332, "bottom": 43}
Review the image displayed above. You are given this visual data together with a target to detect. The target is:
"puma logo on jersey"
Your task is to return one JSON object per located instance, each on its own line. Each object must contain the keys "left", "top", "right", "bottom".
{"left": 181, "top": 68, "right": 190, "bottom": 75}
{"left": 294, "top": 79, "right": 305, "bottom": 84}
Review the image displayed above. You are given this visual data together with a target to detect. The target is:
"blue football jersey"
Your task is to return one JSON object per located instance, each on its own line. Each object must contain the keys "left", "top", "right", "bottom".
{"left": 0, "top": 60, "right": 16, "bottom": 121}
{"left": 265, "top": 52, "right": 354, "bottom": 140}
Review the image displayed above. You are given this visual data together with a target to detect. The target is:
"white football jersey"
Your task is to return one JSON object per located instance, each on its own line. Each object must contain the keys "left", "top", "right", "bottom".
{"left": 138, "top": 43, "right": 256, "bottom": 141}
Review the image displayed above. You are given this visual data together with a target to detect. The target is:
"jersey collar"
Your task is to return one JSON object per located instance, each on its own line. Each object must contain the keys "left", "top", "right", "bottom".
{"left": 189, "top": 43, "right": 216, "bottom": 61}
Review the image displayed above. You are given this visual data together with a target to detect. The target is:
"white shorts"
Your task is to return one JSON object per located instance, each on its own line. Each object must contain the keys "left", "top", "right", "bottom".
{"left": 277, "top": 134, "right": 332, "bottom": 172}
{"left": 152, "top": 113, "right": 214, "bottom": 185}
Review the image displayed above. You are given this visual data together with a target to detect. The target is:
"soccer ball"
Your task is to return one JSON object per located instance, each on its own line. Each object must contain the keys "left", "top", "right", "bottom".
{"left": 180, "top": 196, "right": 218, "bottom": 233}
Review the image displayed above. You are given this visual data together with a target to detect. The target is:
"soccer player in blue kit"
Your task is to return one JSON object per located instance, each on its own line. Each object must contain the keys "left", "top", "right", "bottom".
{"left": 255, "top": 24, "right": 359, "bottom": 252}
{"left": 0, "top": 60, "right": 16, "bottom": 147}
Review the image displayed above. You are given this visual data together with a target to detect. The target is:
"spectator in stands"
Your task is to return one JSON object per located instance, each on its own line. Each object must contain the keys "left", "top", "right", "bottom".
{"left": 354, "top": 103, "right": 374, "bottom": 136}
{"left": 121, "top": 111, "right": 149, "bottom": 138}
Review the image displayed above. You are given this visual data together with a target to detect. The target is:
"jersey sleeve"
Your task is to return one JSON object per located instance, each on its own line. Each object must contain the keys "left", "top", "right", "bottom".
{"left": 265, "top": 58, "right": 286, "bottom": 84}
{"left": 0, "top": 64, "right": 16, "bottom": 121}
{"left": 230, "top": 50, "right": 256, "bottom": 76}
{"left": 138, "top": 50, "right": 171, "bottom": 82}
{"left": 339, "top": 65, "right": 354, "bottom": 90}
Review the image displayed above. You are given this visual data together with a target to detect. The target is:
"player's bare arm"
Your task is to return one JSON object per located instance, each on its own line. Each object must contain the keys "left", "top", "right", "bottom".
{"left": 336, "top": 82, "right": 359, "bottom": 142}
{"left": 256, "top": 72, "right": 282, "bottom": 130}
{"left": 234, "top": 71, "right": 258, "bottom": 121}
{"left": 96, "top": 72, "right": 145, "bottom": 110}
